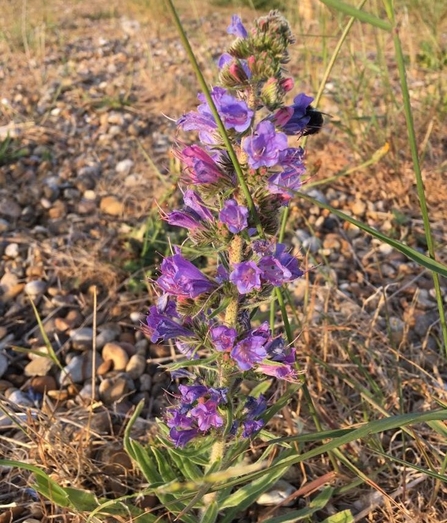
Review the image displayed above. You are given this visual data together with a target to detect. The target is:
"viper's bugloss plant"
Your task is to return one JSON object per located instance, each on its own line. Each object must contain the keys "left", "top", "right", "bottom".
{"left": 143, "top": 11, "right": 317, "bottom": 451}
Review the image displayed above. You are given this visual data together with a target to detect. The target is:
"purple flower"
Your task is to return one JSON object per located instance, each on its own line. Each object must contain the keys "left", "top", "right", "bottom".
{"left": 244, "top": 395, "right": 267, "bottom": 418}
{"left": 183, "top": 190, "right": 214, "bottom": 221}
{"left": 240, "top": 395, "right": 267, "bottom": 437}
{"left": 242, "top": 121, "right": 288, "bottom": 169}
{"left": 167, "top": 410, "right": 194, "bottom": 429}
{"left": 227, "top": 15, "right": 248, "bottom": 38}
{"left": 278, "top": 147, "right": 305, "bottom": 167}
{"left": 179, "top": 384, "right": 209, "bottom": 403}
{"left": 258, "top": 244, "right": 303, "bottom": 286}
{"left": 242, "top": 419, "right": 264, "bottom": 438}
{"left": 210, "top": 325, "right": 238, "bottom": 352}
{"left": 198, "top": 87, "right": 253, "bottom": 133}
{"left": 249, "top": 322, "right": 271, "bottom": 343}
{"left": 257, "top": 340, "right": 298, "bottom": 381}
{"left": 167, "top": 190, "right": 214, "bottom": 231}
{"left": 218, "top": 53, "right": 233, "bottom": 69}
{"left": 267, "top": 167, "right": 303, "bottom": 199}
{"left": 175, "top": 340, "right": 199, "bottom": 360}
{"left": 230, "top": 261, "right": 262, "bottom": 294}
{"left": 274, "top": 244, "right": 303, "bottom": 280}
{"left": 179, "top": 145, "right": 225, "bottom": 185}
{"left": 256, "top": 359, "right": 297, "bottom": 382}
{"left": 219, "top": 199, "right": 249, "bottom": 233}
{"left": 230, "top": 335, "right": 267, "bottom": 370}
{"left": 167, "top": 210, "right": 205, "bottom": 231}
{"left": 190, "top": 400, "right": 224, "bottom": 431}
{"left": 143, "top": 305, "right": 194, "bottom": 343}
{"left": 209, "top": 387, "right": 228, "bottom": 404}
{"left": 273, "top": 93, "right": 314, "bottom": 135}
{"left": 177, "top": 111, "right": 217, "bottom": 145}
{"left": 158, "top": 253, "right": 216, "bottom": 299}
{"left": 170, "top": 427, "right": 200, "bottom": 447}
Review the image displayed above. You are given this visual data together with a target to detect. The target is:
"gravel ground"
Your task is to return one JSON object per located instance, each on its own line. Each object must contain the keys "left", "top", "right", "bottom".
{"left": 1, "top": 2, "right": 447, "bottom": 521}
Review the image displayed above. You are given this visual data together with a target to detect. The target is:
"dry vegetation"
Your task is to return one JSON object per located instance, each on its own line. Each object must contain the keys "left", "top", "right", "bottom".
{"left": 1, "top": 0, "right": 447, "bottom": 521}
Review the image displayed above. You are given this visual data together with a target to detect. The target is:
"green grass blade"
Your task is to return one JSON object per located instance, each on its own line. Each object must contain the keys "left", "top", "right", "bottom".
{"left": 319, "top": 0, "right": 392, "bottom": 31}
{"left": 297, "top": 191, "right": 447, "bottom": 278}
{"left": 219, "top": 463, "right": 291, "bottom": 521}
{"left": 0, "top": 459, "right": 69, "bottom": 506}
{"left": 321, "top": 510, "right": 355, "bottom": 523}
{"left": 262, "top": 487, "right": 334, "bottom": 523}
{"left": 273, "top": 409, "right": 447, "bottom": 469}
{"left": 382, "top": 0, "right": 447, "bottom": 352}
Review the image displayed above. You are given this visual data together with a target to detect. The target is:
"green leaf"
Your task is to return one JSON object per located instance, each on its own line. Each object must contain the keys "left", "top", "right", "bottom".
{"left": 321, "top": 509, "right": 355, "bottom": 523}
{"left": 220, "top": 485, "right": 336, "bottom": 523}
{"left": 262, "top": 487, "right": 334, "bottom": 523}
{"left": 126, "top": 439, "right": 163, "bottom": 485}
{"left": 200, "top": 501, "right": 219, "bottom": 523}
{"left": 219, "top": 463, "right": 291, "bottom": 522}
{"left": 271, "top": 409, "right": 447, "bottom": 471}
{"left": 297, "top": 191, "right": 447, "bottom": 278}
{"left": 319, "top": 0, "right": 392, "bottom": 31}
{"left": 166, "top": 448, "right": 202, "bottom": 481}
{"left": 166, "top": 440, "right": 213, "bottom": 466}
{"left": 0, "top": 459, "right": 69, "bottom": 507}
{"left": 63, "top": 487, "right": 100, "bottom": 511}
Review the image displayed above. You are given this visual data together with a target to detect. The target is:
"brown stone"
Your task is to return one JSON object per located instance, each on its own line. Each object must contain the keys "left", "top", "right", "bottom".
{"left": 30, "top": 376, "right": 57, "bottom": 393}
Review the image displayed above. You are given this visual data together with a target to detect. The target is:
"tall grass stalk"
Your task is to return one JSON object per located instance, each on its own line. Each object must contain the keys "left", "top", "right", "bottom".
{"left": 382, "top": 0, "right": 447, "bottom": 354}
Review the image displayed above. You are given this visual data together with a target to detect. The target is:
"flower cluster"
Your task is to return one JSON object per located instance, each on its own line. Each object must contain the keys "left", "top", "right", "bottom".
{"left": 143, "top": 12, "right": 317, "bottom": 447}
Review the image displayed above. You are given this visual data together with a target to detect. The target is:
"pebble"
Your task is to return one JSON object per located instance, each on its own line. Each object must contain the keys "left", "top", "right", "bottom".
{"left": 0, "top": 353, "right": 8, "bottom": 378}
{"left": 0, "top": 218, "right": 10, "bottom": 232}
{"left": 130, "top": 311, "right": 144, "bottom": 323}
{"left": 102, "top": 342, "right": 129, "bottom": 371}
{"left": 388, "top": 316, "right": 405, "bottom": 344}
{"left": 351, "top": 200, "right": 366, "bottom": 216}
{"left": 115, "top": 159, "right": 134, "bottom": 175}
{"left": 100, "top": 195, "right": 124, "bottom": 216}
{"left": 322, "top": 234, "right": 341, "bottom": 251}
{"left": 70, "top": 327, "right": 94, "bottom": 350}
{"left": 99, "top": 376, "right": 129, "bottom": 404}
{"left": 24, "top": 357, "right": 54, "bottom": 377}
{"left": 301, "top": 236, "right": 322, "bottom": 253}
{"left": 24, "top": 280, "right": 47, "bottom": 297}
{"left": 256, "top": 479, "right": 295, "bottom": 506}
{"left": 124, "top": 174, "right": 143, "bottom": 187}
{"left": 126, "top": 354, "right": 146, "bottom": 379}
{"left": 135, "top": 338, "right": 148, "bottom": 352}
{"left": 5, "top": 243, "right": 20, "bottom": 258}
{"left": 0, "top": 412, "right": 31, "bottom": 428}
{"left": 78, "top": 382, "right": 97, "bottom": 400}
{"left": 55, "top": 310, "right": 84, "bottom": 332}
{"left": 0, "top": 271, "right": 19, "bottom": 294}
{"left": 415, "top": 289, "right": 436, "bottom": 310}
{"left": 139, "top": 374, "right": 152, "bottom": 392}
{"left": 378, "top": 243, "right": 394, "bottom": 256}
{"left": 97, "top": 359, "right": 113, "bottom": 375}
{"left": 414, "top": 311, "right": 439, "bottom": 337}
{"left": 0, "top": 197, "right": 22, "bottom": 218}
{"left": 59, "top": 352, "right": 100, "bottom": 385}
{"left": 30, "top": 376, "right": 57, "bottom": 393}
{"left": 95, "top": 329, "right": 117, "bottom": 350}
{"left": 7, "top": 389, "right": 34, "bottom": 407}
{"left": 89, "top": 409, "right": 112, "bottom": 434}
{"left": 304, "top": 188, "right": 328, "bottom": 204}
{"left": 83, "top": 190, "right": 96, "bottom": 201}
